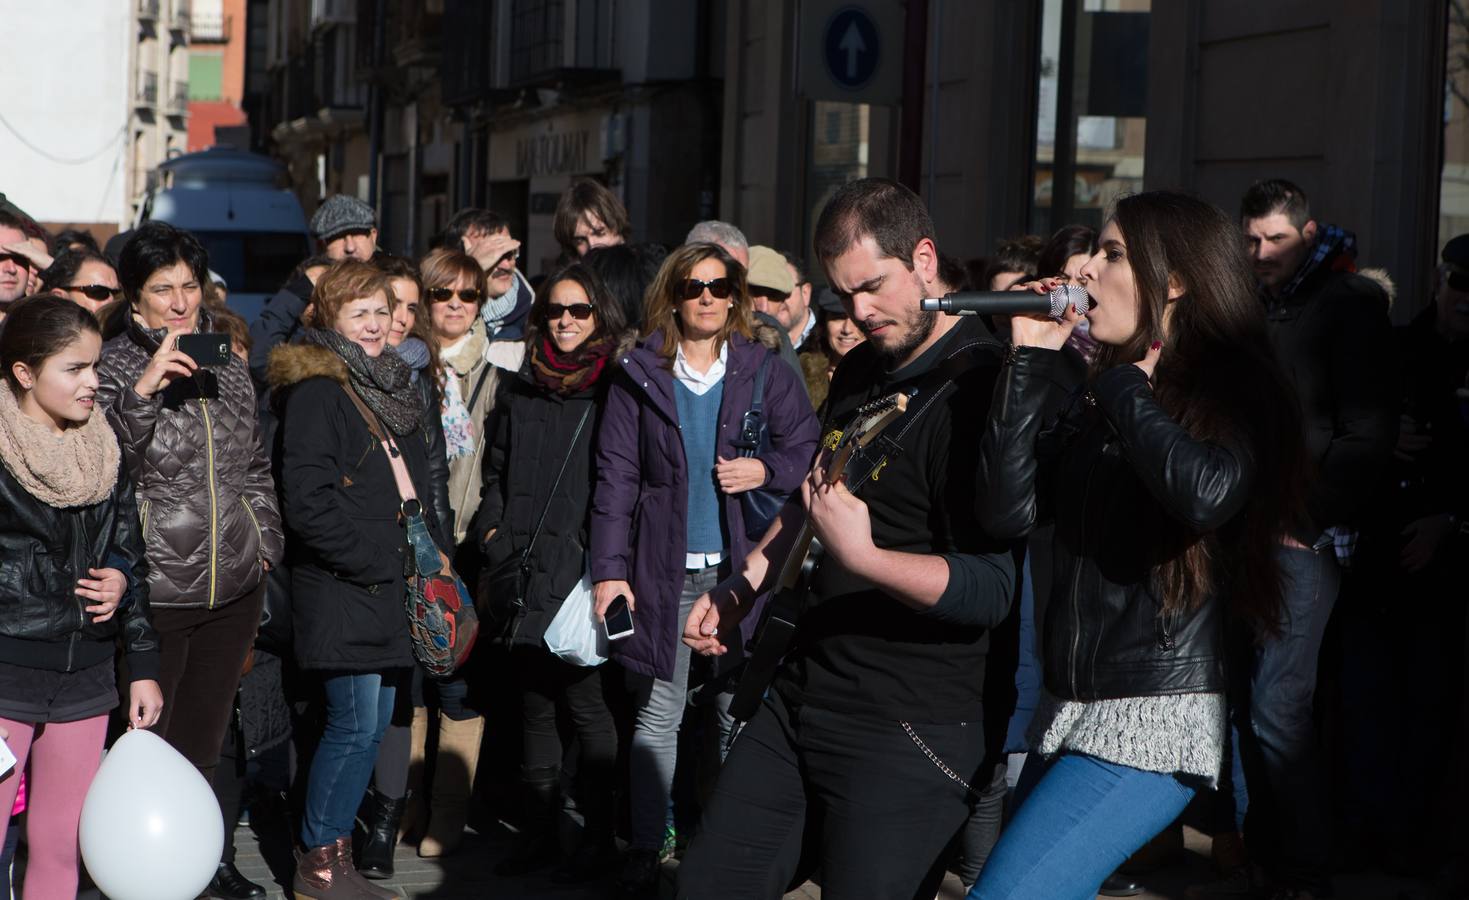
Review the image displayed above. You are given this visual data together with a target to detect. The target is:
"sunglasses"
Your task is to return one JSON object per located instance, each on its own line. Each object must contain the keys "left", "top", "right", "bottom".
{"left": 542, "top": 302, "right": 595, "bottom": 322}
{"left": 679, "top": 277, "right": 732, "bottom": 301}
{"left": 427, "top": 286, "right": 485, "bottom": 304}
{"left": 1446, "top": 268, "right": 1469, "bottom": 293}
{"left": 67, "top": 284, "right": 123, "bottom": 301}
{"left": 0, "top": 253, "right": 32, "bottom": 269}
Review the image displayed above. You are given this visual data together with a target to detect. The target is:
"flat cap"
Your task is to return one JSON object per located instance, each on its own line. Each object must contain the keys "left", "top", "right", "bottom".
{"left": 311, "top": 194, "right": 376, "bottom": 242}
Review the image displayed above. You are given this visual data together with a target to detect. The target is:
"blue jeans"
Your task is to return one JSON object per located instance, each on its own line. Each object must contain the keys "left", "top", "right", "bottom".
{"left": 302, "top": 672, "right": 396, "bottom": 848}
{"left": 1225, "top": 545, "right": 1337, "bottom": 891}
{"left": 967, "top": 754, "right": 1196, "bottom": 900}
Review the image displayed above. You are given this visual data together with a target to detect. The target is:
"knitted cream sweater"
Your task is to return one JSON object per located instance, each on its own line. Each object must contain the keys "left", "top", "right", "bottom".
{"left": 1028, "top": 690, "right": 1226, "bottom": 787}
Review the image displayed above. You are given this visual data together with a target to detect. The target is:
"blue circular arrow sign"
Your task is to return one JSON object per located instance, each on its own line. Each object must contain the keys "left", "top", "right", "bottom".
{"left": 823, "top": 6, "right": 881, "bottom": 90}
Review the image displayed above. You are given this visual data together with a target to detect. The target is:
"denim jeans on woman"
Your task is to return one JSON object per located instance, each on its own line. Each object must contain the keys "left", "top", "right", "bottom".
{"left": 967, "top": 753, "right": 1196, "bottom": 900}
{"left": 625, "top": 564, "right": 734, "bottom": 850}
{"left": 301, "top": 671, "right": 397, "bottom": 848}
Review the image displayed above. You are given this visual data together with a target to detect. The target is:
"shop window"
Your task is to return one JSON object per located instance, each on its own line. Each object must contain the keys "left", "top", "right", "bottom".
{"left": 804, "top": 101, "right": 871, "bottom": 264}
{"left": 1031, "top": 0, "right": 1150, "bottom": 235}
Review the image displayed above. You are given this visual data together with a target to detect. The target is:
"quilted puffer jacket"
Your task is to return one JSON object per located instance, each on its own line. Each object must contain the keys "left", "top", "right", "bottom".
{"left": 97, "top": 309, "right": 284, "bottom": 610}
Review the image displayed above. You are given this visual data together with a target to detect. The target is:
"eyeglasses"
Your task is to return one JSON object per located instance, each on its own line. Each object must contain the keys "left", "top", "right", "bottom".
{"left": 679, "top": 277, "right": 732, "bottom": 301}
{"left": 66, "top": 284, "right": 123, "bottom": 301}
{"left": 426, "top": 286, "right": 485, "bottom": 304}
{"left": 541, "top": 302, "right": 595, "bottom": 322}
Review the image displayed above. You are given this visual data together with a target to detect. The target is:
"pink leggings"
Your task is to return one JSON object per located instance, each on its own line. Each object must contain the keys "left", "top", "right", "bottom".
{"left": 0, "top": 715, "right": 107, "bottom": 899}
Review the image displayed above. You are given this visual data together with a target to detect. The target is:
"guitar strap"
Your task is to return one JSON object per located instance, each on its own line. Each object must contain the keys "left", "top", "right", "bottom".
{"left": 838, "top": 337, "right": 1000, "bottom": 494}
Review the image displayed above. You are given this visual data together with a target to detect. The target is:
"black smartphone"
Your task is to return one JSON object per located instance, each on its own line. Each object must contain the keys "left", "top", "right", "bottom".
{"left": 176, "top": 333, "right": 232, "bottom": 367}
{"left": 604, "top": 595, "right": 634, "bottom": 641}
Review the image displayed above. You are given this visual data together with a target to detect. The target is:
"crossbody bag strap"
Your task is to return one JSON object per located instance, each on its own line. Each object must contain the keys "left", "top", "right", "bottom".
{"left": 521, "top": 404, "right": 594, "bottom": 563}
{"left": 341, "top": 384, "right": 419, "bottom": 507}
{"left": 465, "top": 362, "right": 496, "bottom": 416}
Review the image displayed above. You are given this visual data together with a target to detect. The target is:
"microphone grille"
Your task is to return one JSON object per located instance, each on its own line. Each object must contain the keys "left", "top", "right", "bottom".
{"left": 1047, "top": 284, "right": 1090, "bottom": 317}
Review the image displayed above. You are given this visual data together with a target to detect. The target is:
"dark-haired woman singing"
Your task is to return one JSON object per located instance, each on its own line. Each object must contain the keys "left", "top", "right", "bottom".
{"left": 968, "top": 191, "right": 1305, "bottom": 899}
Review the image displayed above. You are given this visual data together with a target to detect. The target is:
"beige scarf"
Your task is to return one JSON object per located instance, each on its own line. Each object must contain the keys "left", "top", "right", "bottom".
{"left": 0, "top": 386, "right": 120, "bottom": 508}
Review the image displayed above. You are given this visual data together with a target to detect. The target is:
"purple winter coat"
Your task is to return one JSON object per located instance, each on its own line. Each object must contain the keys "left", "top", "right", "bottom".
{"left": 590, "top": 327, "right": 820, "bottom": 681}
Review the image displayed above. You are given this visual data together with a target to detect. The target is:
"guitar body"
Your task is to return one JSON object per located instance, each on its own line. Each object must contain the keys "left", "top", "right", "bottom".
{"left": 725, "top": 390, "right": 909, "bottom": 726}
{"left": 728, "top": 539, "right": 822, "bottom": 722}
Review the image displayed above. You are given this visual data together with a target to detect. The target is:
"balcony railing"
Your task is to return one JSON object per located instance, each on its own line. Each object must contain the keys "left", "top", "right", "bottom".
{"left": 190, "top": 12, "right": 230, "bottom": 43}
{"left": 169, "top": 80, "right": 191, "bottom": 114}
{"left": 170, "top": 3, "right": 191, "bottom": 35}
{"left": 135, "top": 72, "right": 158, "bottom": 107}
{"left": 310, "top": 0, "right": 354, "bottom": 30}
{"left": 137, "top": 0, "right": 160, "bottom": 22}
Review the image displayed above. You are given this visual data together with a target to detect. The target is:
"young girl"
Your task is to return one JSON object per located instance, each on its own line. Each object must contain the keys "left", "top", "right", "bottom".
{"left": 0, "top": 295, "right": 163, "bottom": 898}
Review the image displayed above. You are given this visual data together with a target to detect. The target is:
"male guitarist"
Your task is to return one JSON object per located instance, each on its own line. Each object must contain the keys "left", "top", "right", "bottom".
{"left": 676, "top": 178, "right": 1016, "bottom": 898}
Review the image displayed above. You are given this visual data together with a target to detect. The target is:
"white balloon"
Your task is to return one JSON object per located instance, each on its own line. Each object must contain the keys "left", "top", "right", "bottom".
{"left": 79, "top": 729, "right": 224, "bottom": 900}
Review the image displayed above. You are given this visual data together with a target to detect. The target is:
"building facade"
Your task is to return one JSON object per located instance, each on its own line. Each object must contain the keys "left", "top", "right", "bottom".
{"left": 187, "top": 0, "right": 251, "bottom": 150}
{"left": 721, "top": 0, "right": 1451, "bottom": 322}
{"left": 2, "top": 0, "right": 193, "bottom": 235}
{"left": 243, "top": 0, "right": 1458, "bottom": 318}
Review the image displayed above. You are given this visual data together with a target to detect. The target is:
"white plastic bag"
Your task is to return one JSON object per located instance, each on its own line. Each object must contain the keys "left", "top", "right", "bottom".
{"left": 542, "top": 564, "right": 608, "bottom": 666}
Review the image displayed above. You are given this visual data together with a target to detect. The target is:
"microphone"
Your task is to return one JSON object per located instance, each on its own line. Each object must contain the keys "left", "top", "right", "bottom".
{"left": 920, "top": 284, "right": 1090, "bottom": 318}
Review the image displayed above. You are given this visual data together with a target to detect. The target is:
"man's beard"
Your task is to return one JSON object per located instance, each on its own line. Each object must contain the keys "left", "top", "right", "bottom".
{"left": 872, "top": 308, "right": 936, "bottom": 364}
{"left": 865, "top": 273, "right": 937, "bottom": 365}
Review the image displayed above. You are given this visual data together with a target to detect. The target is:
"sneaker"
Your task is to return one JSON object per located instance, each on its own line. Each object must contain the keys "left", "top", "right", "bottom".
{"left": 616, "top": 848, "right": 663, "bottom": 897}
{"left": 658, "top": 824, "right": 678, "bottom": 862}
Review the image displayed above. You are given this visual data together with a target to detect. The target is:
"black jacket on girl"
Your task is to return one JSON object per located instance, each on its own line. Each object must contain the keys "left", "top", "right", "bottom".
{"left": 977, "top": 346, "right": 1254, "bottom": 701}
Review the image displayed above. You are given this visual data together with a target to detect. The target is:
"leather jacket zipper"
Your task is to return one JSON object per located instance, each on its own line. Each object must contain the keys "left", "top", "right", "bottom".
{"left": 201, "top": 399, "right": 219, "bottom": 609}
{"left": 1069, "top": 459, "right": 1096, "bottom": 698}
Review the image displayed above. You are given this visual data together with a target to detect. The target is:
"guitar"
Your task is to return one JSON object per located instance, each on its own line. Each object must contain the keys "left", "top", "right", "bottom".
{"left": 727, "top": 391, "right": 911, "bottom": 723}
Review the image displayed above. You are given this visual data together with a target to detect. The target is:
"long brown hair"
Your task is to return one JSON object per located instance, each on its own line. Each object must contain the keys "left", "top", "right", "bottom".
{"left": 1100, "top": 191, "right": 1305, "bottom": 635}
{"left": 641, "top": 243, "right": 753, "bottom": 367}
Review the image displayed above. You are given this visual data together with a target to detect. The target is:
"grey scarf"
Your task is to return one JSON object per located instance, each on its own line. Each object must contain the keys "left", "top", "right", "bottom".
{"left": 305, "top": 328, "right": 424, "bottom": 436}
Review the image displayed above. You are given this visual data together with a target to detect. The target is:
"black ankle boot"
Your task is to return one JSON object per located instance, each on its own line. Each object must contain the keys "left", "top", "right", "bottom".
{"left": 204, "top": 861, "right": 267, "bottom": 899}
{"left": 494, "top": 767, "right": 561, "bottom": 877}
{"left": 356, "top": 787, "right": 408, "bottom": 880}
{"left": 1099, "top": 872, "right": 1145, "bottom": 897}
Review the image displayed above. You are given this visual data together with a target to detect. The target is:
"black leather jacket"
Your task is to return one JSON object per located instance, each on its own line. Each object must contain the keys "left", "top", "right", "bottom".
{"left": 0, "top": 456, "right": 160, "bottom": 680}
{"left": 977, "top": 347, "right": 1253, "bottom": 700}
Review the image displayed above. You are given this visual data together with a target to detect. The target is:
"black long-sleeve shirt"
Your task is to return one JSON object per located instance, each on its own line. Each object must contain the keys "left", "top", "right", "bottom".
{"left": 775, "top": 317, "right": 1015, "bottom": 724}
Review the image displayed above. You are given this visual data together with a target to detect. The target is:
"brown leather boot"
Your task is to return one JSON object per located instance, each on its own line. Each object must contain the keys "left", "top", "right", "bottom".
{"left": 397, "top": 706, "right": 430, "bottom": 843}
{"left": 293, "top": 841, "right": 369, "bottom": 899}
{"left": 417, "top": 714, "right": 485, "bottom": 858}
{"left": 332, "top": 837, "right": 400, "bottom": 899}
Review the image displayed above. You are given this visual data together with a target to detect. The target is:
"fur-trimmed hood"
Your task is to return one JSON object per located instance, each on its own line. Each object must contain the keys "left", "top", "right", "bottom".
{"left": 1358, "top": 267, "right": 1397, "bottom": 309}
{"left": 266, "top": 342, "right": 350, "bottom": 391}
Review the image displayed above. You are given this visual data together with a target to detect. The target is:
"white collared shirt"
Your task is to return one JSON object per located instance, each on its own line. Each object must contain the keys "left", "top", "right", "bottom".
{"left": 674, "top": 341, "right": 728, "bottom": 568}
{"left": 798, "top": 309, "right": 817, "bottom": 347}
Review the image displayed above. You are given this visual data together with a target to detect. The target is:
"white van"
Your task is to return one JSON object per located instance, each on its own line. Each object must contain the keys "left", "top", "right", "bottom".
{"left": 138, "top": 148, "right": 313, "bottom": 322}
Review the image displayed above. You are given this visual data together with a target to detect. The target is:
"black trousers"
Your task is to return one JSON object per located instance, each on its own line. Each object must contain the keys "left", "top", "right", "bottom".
{"left": 676, "top": 690, "right": 983, "bottom": 900}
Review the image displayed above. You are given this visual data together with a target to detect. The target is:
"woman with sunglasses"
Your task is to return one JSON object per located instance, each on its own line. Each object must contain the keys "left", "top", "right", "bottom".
{"left": 474, "top": 263, "right": 632, "bottom": 882}
{"left": 39, "top": 249, "right": 122, "bottom": 318}
{"left": 590, "top": 242, "right": 820, "bottom": 894}
{"left": 388, "top": 247, "right": 496, "bottom": 860}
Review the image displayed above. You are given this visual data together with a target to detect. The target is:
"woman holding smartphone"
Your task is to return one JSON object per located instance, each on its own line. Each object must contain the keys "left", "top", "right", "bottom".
{"left": 589, "top": 243, "right": 819, "bottom": 894}
{"left": 968, "top": 192, "right": 1304, "bottom": 898}
{"left": 96, "top": 222, "right": 284, "bottom": 898}
{"left": 0, "top": 296, "right": 162, "bottom": 899}
{"left": 475, "top": 263, "right": 632, "bottom": 881}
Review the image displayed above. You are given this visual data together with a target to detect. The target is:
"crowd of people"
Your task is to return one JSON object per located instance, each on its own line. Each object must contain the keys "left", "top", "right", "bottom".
{"left": 0, "top": 166, "right": 1459, "bottom": 900}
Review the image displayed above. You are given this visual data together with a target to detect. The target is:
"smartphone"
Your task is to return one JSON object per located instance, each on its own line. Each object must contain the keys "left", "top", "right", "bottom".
{"left": 176, "top": 333, "right": 232, "bottom": 367}
{"left": 604, "top": 594, "right": 634, "bottom": 641}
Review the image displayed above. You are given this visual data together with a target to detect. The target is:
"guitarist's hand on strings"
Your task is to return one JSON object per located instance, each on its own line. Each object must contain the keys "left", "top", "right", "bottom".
{"left": 593, "top": 580, "right": 634, "bottom": 621}
{"left": 802, "top": 465, "right": 874, "bottom": 573}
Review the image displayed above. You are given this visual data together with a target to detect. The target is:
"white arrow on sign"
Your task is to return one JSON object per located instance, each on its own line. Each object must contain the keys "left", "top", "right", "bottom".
{"left": 839, "top": 20, "right": 866, "bottom": 80}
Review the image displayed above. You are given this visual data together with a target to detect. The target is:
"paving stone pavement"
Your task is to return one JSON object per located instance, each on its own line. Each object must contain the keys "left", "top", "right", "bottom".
{"left": 220, "top": 822, "right": 1435, "bottom": 900}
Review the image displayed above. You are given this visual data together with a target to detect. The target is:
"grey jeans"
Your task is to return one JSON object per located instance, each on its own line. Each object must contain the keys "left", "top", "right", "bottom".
{"left": 626, "top": 565, "right": 735, "bottom": 849}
